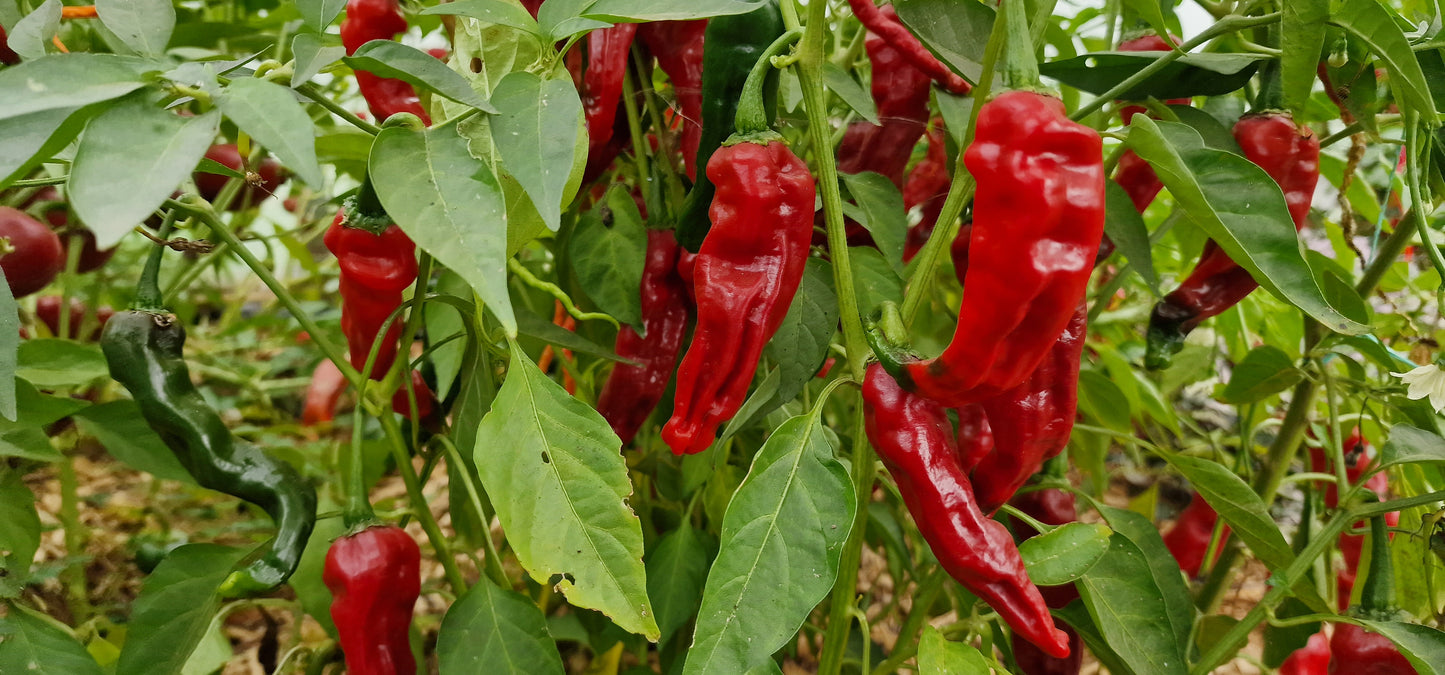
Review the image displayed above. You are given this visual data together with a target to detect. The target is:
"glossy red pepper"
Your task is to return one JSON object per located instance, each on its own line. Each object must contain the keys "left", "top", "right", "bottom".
{"left": 1279, "top": 631, "right": 1331, "bottom": 675}
{"left": 0, "top": 25, "right": 19, "bottom": 65}
{"left": 33, "top": 296, "right": 113, "bottom": 341}
{"left": 582, "top": 24, "right": 638, "bottom": 152}
{"left": 341, "top": 0, "right": 431, "bottom": 124}
{"left": 902, "top": 126, "right": 950, "bottom": 262}
{"left": 638, "top": 20, "right": 708, "bottom": 179}
{"left": 837, "top": 19, "right": 934, "bottom": 188}
{"left": 846, "top": 0, "right": 970, "bottom": 94}
{"left": 193, "top": 144, "right": 287, "bottom": 210}
{"left": 954, "top": 401, "right": 993, "bottom": 473}
{"left": 302, "top": 359, "right": 348, "bottom": 426}
{"left": 1146, "top": 112, "right": 1319, "bottom": 369}
{"left": 661, "top": 140, "right": 814, "bottom": 455}
{"left": 1329, "top": 624, "right": 1417, "bottom": 674}
{"left": 1163, "top": 495, "right": 1231, "bottom": 577}
{"left": 870, "top": 91, "right": 1105, "bottom": 408}
{"left": 596, "top": 230, "right": 690, "bottom": 443}
{"left": 862, "top": 363, "right": 1071, "bottom": 659}
{"left": 0, "top": 206, "right": 64, "bottom": 298}
{"left": 1008, "top": 487, "right": 1083, "bottom": 675}
{"left": 323, "top": 524, "right": 421, "bottom": 675}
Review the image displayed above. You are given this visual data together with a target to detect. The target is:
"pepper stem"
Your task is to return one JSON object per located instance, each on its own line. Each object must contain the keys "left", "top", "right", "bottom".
{"left": 1357, "top": 514, "right": 1395, "bottom": 614}
{"left": 730, "top": 28, "right": 803, "bottom": 138}
{"left": 133, "top": 211, "right": 179, "bottom": 312}
{"left": 1000, "top": 0, "right": 1041, "bottom": 91}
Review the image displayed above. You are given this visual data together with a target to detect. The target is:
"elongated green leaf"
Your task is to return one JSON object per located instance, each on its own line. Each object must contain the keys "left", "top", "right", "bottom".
{"left": 583, "top": 0, "right": 770, "bottom": 21}
{"left": 422, "top": 0, "right": 542, "bottom": 34}
{"left": 297, "top": 0, "right": 346, "bottom": 32}
{"left": 646, "top": 524, "right": 716, "bottom": 645}
{"left": 1096, "top": 506, "right": 1195, "bottom": 658}
{"left": 1076, "top": 532, "right": 1188, "bottom": 675}
{"left": 490, "top": 71, "right": 581, "bottom": 232}
{"left": 821, "top": 62, "right": 877, "bottom": 124}
{"left": 1378, "top": 425, "right": 1445, "bottom": 470}
{"left": 1127, "top": 117, "right": 1368, "bottom": 336}
{"left": 684, "top": 413, "right": 855, "bottom": 675}
{"left": 115, "top": 545, "right": 247, "bottom": 675}
{"left": 0, "top": 54, "right": 154, "bottom": 121}
{"left": 1331, "top": 0, "right": 1438, "bottom": 125}
{"left": 764, "top": 259, "right": 838, "bottom": 406}
{"left": 69, "top": 97, "right": 219, "bottom": 249}
{"left": 1358, "top": 621, "right": 1445, "bottom": 675}
{"left": 17, "top": 339, "right": 108, "bottom": 389}
{"left": 893, "top": 0, "right": 993, "bottom": 84}
{"left": 369, "top": 123, "right": 515, "bottom": 336}
{"left": 218, "top": 79, "right": 322, "bottom": 187}
{"left": 916, "top": 625, "right": 990, "bottom": 674}
{"left": 0, "top": 107, "right": 86, "bottom": 189}
{"left": 842, "top": 171, "right": 907, "bottom": 272}
{"left": 1280, "top": 0, "right": 1327, "bottom": 115}
{"left": 1019, "top": 522, "right": 1112, "bottom": 586}
{"left": 346, "top": 40, "right": 496, "bottom": 112}
{"left": 96, "top": 0, "right": 174, "bottom": 56}
{"left": 1103, "top": 179, "right": 1158, "bottom": 295}
{"left": 569, "top": 186, "right": 647, "bottom": 332}
{"left": 1053, "top": 600, "right": 1137, "bottom": 675}
{"left": 7, "top": 0, "right": 60, "bottom": 61}
{"left": 1220, "top": 345, "right": 1303, "bottom": 404}
{"left": 473, "top": 341, "right": 657, "bottom": 639}
{"left": 437, "top": 578, "right": 565, "bottom": 675}
{"left": 1040, "top": 52, "right": 1267, "bottom": 100}
{"left": 0, "top": 604, "right": 103, "bottom": 675}
{"left": 0, "top": 469, "right": 40, "bottom": 597}
{"left": 72, "top": 401, "right": 192, "bottom": 483}
{"left": 290, "top": 33, "right": 346, "bottom": 88}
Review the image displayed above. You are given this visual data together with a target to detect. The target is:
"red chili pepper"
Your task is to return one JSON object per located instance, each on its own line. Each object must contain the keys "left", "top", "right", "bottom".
{"left": 846, "top": 0, "right": 970, "bottom": 94}
{"left": 837, "top": 19, "right": 934, "bottom": 188}
{"left": 861, "top": 363, "right": 1071, "bottom": 659}
{"left": 596, "top": 230, "right": 690, "bottom": 443}
{"left": 582, "top": 24, "right": 638, "bottom": 145}
{"left": 0, "top": 24, "right": 19, "bottom": 65}
{"left": 1008, "top": 487, "right": 1083, "bottom": 675}
{"left": 1329, "top": 623, "right": 1416, "bottom": 674}
{"left": 341, "top": 0, "right": 431, "bottom": 125}
{"left": 954, "top": 401, "right": 993, "bottom": 473}
{"left": 323, "top": 524, "right": 421, "bottom": 675}
{"left": 0, "top": 206, "right": 64, "bottom": 298}
{"left": 1146, "top": 112, "right": 1319, "bottom": 369}
{"left": 193, "top": 144, "right": 287, "bottom": 210}
{"left": 32, "top": 296, "right": 113, "bottom": 341}
{"left": 902, "top": 126, "right": 950, "bottom": 262}
{"left": 24, "top": 187, "right": 115, "bottom": 273}
{"left": 638, "top": 20, "right": 708, "bottom": 179}
{"left": 1279, "top": 631, "right": 1330, "bottom": 675}
{"left": 869, "top": 90, "right": 1105, "bottom": 408}
{"left": 1163, "top": 495, "right": 1230, "bottom": 577}
{"left": 302, "top": 359, "right": 347, "bottom": 426}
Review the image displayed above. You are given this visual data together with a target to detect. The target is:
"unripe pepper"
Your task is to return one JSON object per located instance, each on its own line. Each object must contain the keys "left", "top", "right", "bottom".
{"left": 1008, "top": 487, "right": 1083, "bottom": 675}
{"left": 341, "top": 0, "right": 431, "bottom": 124}
{"left": 1163, "top": 495, "right": 1230, "bottom": 577}
{"left": 1307, "top": 430, "right": 1398, "bottom": 608}
{"left": 861, "top": 363, "right": 1072, "bottom": 659}
{"left": 193, "top": 144, "right": 287, "bottom": 210}
{"left": 596, "top": 230, "right": 690, "bottom": 443}
{"left": 836, "top": 12, "right": 934, "bottom": 188}
{"left": 845, "top": 0, "right": 970, "bottom": 94}
{"left": 869, "top": 91, "right": 1105, "bottom": 408}
{"left": 1329, "top": 516, "right": 1418, "bottom": 674}
{"left": 637, "top": 20, "right": 708, "bottom": 179}
{"left": 1146, "top": 111, "right": 1319, "bottom": 369}
{"left": 323, "top": 524, "right": 421, "bottom": 675}
{"left": 0, "top": 206, "right": 64, "bottom": 298}
{"left": 1279, "top": 631, "right": 1330, "bottom": 675}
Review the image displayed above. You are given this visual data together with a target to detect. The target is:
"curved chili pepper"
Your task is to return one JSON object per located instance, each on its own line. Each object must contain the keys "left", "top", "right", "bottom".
{"left": 846, "top": 0, "right": 970, "bottom": 94}
{"left": 869, "top": 91, "right": 1105, "bottom": 407}
{"left": 341, "top": 0, "right": 431, "bottom": 124}
{"left": 324, "top": 524, "right": 421, "bottom": 675}
{"left": 597, "top": 230, "right": 690, "bottom": 443}
{"left": 1145, "top": 111, "right": 1319, "bottom": 369}
{"left": 582, "top": 24, "right": 638, "bottom": 151}
{"left": 1163, "top": 494, "right": 1230, "bottom": 577}
{"left": 1009, "top": 487, "right": 1083, "bottom": 675}
{"left": 302, "top": 359, "right": 348, "bottom": 427}
{"left": 1279, "top": 631, "right": 1330, "bottom": 675}
{"left": 902, "top": 126, "right": 951, "bottom": 262}
{"left": 861, "top": 363, "right": 1071, "bottom": 659}
{"left": 837, "top": 19, "right": 934, "bottom": 188}
{"left": 638, "top": 20, "right": 708, "bottom": 179}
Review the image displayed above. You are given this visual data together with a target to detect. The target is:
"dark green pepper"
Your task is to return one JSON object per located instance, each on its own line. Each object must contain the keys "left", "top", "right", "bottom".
{"left": 101, "top": 217, "right": 316, "bottom": 597}
{"left": 674, "top": 0, "right": 785, "bottom": 252}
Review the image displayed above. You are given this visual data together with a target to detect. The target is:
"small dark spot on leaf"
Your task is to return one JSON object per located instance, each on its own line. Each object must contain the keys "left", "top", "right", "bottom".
{"left": 541, "top": 451, "right": 550, "bottom": 464}
{"left": 470, "top": 57, "right": 483, "bottom": 73}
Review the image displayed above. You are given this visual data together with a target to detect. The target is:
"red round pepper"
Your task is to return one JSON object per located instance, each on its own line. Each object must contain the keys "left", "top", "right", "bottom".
{"left": 1329, "top": 623, "right": 1416, "bottom": 674}
{"left": 25, "top": 187, "right": 116, "bottom": 273}
{"left": 846, "top": 0, "right": 970, "bottom": 94}
{"left": 193, "top": 144, "right": 287, "bottom": 210}
{"left": 1280, "top": 631, "right": 1331, "bottom": 675}
{"left": 0, "top": 206, "right": 64, "bottom": 298}
{"left": 341, "top": 0, "right": 431, "bottom": 125}
{"left": 637, "top": 21, "right": 708, "bottom": 179}
{"left": 323, "top": 524, "right": 421, "bottom": 675}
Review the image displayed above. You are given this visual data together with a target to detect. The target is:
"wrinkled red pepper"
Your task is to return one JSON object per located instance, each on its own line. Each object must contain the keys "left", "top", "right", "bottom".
{"left": 862, "top": 363, "right": 1072, "bottom": 659}
{"left": 902, "top": 126, "right": 951, "bottom": 262}
{"left": 836, "top": 19, "right": 934, "bottom": 188}
{"left": 582, "top": 24, "right": 638, "bottom": 152}
{"left": 1009, "top": 487, "right": 1084, "bottom": 675}
{"left": 846, "top": 0, "right": 970, "bottom": 94}
{"left": 638, "top": 20, "right": 708, "bottom": 179}
{"left": 324, "top": 524, "right": 421, "bottom": 675}
{"left": 341, "top": 0, "right": 431, "bottom": 124}
{"left": 596, "top": 231, "right": 691, "bottom": 443}
{"left": 1164, "top": 495, "right": 1230, "bottom": 577}
{"left": 954, "top": 401, "right": 993, "bottom": 473}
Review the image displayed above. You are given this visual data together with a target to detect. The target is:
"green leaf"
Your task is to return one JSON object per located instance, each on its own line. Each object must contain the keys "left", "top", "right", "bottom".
{"left": 684, "top": 413, "right": 855, "bottom": 675}
{"left": 16, "top": 339, "right": 108, "bottom": 389}
{"left": 72, "top": 401, "right": 193, "bottom": 483}
{"left": 1103, "top": 179, "right": 1158, "bottom": 295}
{"left": 1019, "top": 522, "right": 1112, "bottom": 586}
{"left": 70, "top": 97, "right": 220, "bottom": 249}
{"left": 7, "top": 0, "right": 60, "bottom": 61}
{"left": 821, "top": 62, "right": 877, "bottom": 125}
{"left": 582, "top": 0, "right": 772, "bottom": 21}
{"left": 1077, "top": 370, "right": 1131, "bottom": 432}
{"left": 0, "top": 107, "right": 89, "bottom": 189}
{"left": 516, "top": 311, "right": 627, "bottom": 363}
{"left": 0, "top": 470, "right": 41, "bottom": 597}
{"left": 1378, "top": 425, "right": 1445, "bottom": 470}
{"left": 473, "top": 341, "right": 657, "bottom": 639}
{"left": 0, "top": 278, "right": 13, "bottom": 422}
{"left": 369, "top": 123, "right": 515, "bottom": 336}
{"left": 1330, "top": 0, "right": 1438, "bottom": 126}
{"left": 1127, "top": 117, "right": 1368, "bottom": 336}
{"left": 1053, "top": 600, "right": 1137, "bottom": 675}
{"left": 569, "top": 186, "right": 647, "bottom": 332}
{"left": 424, "top": 272, "right": 472, "bottom": 399}
{"left": 1357, "top": 620, "right": 1445, "bottom": 675}
{"left": 115, "top": 544, "right": 248, "bottom": 675}
{"left": 218, "top": 78, "right": 323, "bottom": 187}
{"left": 1220, "top": 345, "right": 1304, "bottom": 404}
{"left": 422, "top": 0, "right": 542, "bottom": 34}
{"left": 345, "top": 40, "right": 496, "bottom": 112}
{"left": 841, "top": 171, "right": 907, "bottom": 273}
{"left": 437, "top": 578, "right": 565, "bottom": 675}
{"left": 490, "top": 71, "right": 581, "bottom": 231}
{"left": 764, "top": 259, "right": 839, "bottom": 406}
{"left": 1096, "top": 506, "right": 1195, "bottom": 658}
{"left": 1076, "top": 532, "right": 1189, "bottom": 675}
{"left": 297, "top": 0, "right": 346, "bottom": 32}
{"left": 1168, "top": 105, "right": 1241, "bottom": 153}
{"left": 893, "top": 0, "right": 994, "bottom": 84}
{"left": 290, "top": 33, "right": 346, "bottom": 88}
{"left": 1039, "top": 52, "right": 1267, "bottom": 100}
{"left": 1119, "top": 3, "right": 1168, "bottom": 40}
{"left": 646, "top": 524, "right": 716, "bottom": 645}
{"left": 1261, "top": 597, "right": 1321, "bottom": 668}
{"left": 0, "top": 54, "right": 154, "bottom": 122}
{"left": 1280, "top": 0, "right": 1328, "bottom": 115}
{"left": 916, "top": 624, "right": 990, "bottom": 674}
{"left": 0, "top": 603, "right": 103, "bottom": 675}
{"left": 850, "top": 246, "right": 903, "bottom": 318}
{"left": 96, "top": 0, "right": 174, "bottom": 56}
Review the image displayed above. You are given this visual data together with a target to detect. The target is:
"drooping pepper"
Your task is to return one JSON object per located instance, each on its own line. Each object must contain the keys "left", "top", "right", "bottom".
{"left": 101, "top": 223, "right": 317, "bottom": 597}
{"left": 861, "top": 362, "right": 1072, "bottom": 659}
{"left": 582, "top": 24, "right": 638, "bottom": 153}
{"left": 1307, "top": 430, "right": 1399, "bottom": 609}
{"left": 323, "top": 524, "right": 421, "bottom": 675}
{"left": 673, "top": 0, "right": 785, "bottom": 252}
{"left": 845, "top": 0, "right": 970, "bottom": 94}
{"left": 1163, "top": 494, "right": 1230, "bottom": 577}
{"left": 1008, "top": 485, "right": 1083, "bottom": 675}
{"left": 868, "top": 90, "right": 1105, "bottom": 407}
{"left": 340, "top": 0, "right": 431, "bottom": 125}
{"left": 836, "top": 11, "right": 934, "bottom": 188}
{"left": 1279, "top": 631, "right": 1330, "bottom": 675}
{"left": 637, "top": 20, "right": 708, "bottom": 179}
{"left": 1329, "top": 516, "right": 1419, "bottom": 674}
{"left": 1145, "top": 111, "right": 1319, "bottom": 369}
{"left": 596, "top": 230, "right": 690, "bottom": 443}
{"left": 662, "top": 30, "right": 814, "bottom": 455}
{"left": 0, "top": 206, "right": 64, "bottom": 298}
{"left": 302, "top": 359, "right": 348, "bottom": 427}
{"left": 902, "top": 126, "right": 951, "bottom": 262}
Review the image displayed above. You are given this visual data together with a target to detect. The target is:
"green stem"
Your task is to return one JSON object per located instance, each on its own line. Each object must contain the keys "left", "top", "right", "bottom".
{"left": 506, "top": 258, "right": 619, "bottom": 329}
{"left": 134, "top": 212, "right": 180, "bottom": 310}
{"left": 1000, "top": 0, "right": 1040, "bottom": 90}
{"left": 818, "top": 403, "right": 874, "bottom": 675}
{"left": 296, "top": 83, "right": 382, "bottom": 135}
{"left": 57, "top": 454, "right": 93, "bottom": 624}
{"left": 732, "top": 29, "right": 803, "bottom": 137}
{"left": 868, "top": 568, "right": 947, "bottom": 675}
{"left": 438, "top": 435, "right": 510, "bottom": 588}
{"left": 377, "top": 412, "right": 468, "bottom": 595}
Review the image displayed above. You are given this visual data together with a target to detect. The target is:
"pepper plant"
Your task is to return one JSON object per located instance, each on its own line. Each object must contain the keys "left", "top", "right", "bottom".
{"left": 3, "top": 0, "right": 1445, "bottom": 674}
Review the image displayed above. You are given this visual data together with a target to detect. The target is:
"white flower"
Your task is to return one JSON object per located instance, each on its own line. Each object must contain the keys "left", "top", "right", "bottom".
{"left": 1397, "top": 364, "right": 1445, "bottom": 412}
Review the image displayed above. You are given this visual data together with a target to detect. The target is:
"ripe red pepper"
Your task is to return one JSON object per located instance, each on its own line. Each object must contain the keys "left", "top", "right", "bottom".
{"left": 869, "top": 91, "right": 1105, "bottom": 408}
{"left": 902, "top": 126, "right": 950, "bottom": 262}
{"left": 0, "top": 25, "right": 19, "bottom": 65}
{"left": 323, "top": 524, "right": 421, "bottom": 675}
{"left": 25, "top": 187, "right": 115, "bottom": 273}
{"left": 596, "top": 230, "right": 690, "bottom": 443}
{"left": 302, "top": 359, "right": 347, "bottom": 426}
{"left": 582, "top": 24, "right": 638, "bottom": 153}
{"left": 1279, "top": 631, "right": 1331, "bottom": 675}
{"left": 638, "top": 20, "right": 708, "bottom": 179}
{"left": 1163, "top": 495, "right": 1231, "bottom": 577}
{"left": 1329, "top": 624, "right": 1416, "bottom": 674}
{"left": 846, "top": 0, "right": 970, "bottom": 94}
{"left": 0, "top": 206, "right": 64, "bottom": 298}
{"left": 1009, "top": 487, "right": 1083, "bottom": 675}
{"left": 33, "top": 296, "right": 113, "bottom": 341}
{"left": 1146, "top": 112, "right": 1319, "bottom": 369}
{"left": 862, "top": 363, "right": 1072, "bottom": 659}
{"left": 954, "top": 401, "right": 993, "bottom": 473}
{"left": 341, "top": 0, "right": 431, "bottom": 125}
{"left": 193, "top": 144, "right": 287, "bottom": 210}
{"left": 837, "top": 17, "right": 934, "bottom": 188}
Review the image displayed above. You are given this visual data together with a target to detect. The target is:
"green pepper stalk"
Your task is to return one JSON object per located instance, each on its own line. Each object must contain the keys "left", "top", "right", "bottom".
{"left": 101, "top": 216, "right": 317, "bottom": 597}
